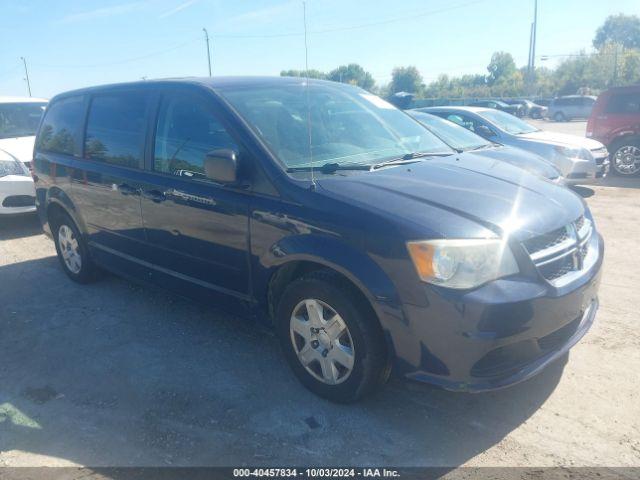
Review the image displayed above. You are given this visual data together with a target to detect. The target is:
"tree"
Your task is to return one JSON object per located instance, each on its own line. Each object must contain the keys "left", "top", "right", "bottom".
{"left": 486, "top": 51, "right": 517, "bottom": 86}
{"left": 388, "top": 66, "right": 423, "bottom": 95}
{"left": 593, "top": 14, "right": 640, "bottom": 50}
{"left": 327, "top": 63, "right": 375, "bottom": 90}
{"left": 280, "top": 69, "right": 326, "bottom": 79}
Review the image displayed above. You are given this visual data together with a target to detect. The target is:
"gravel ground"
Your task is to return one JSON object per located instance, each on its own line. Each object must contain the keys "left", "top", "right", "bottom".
{"left": 1, "top": 121, "right": 639, "bottom": 468}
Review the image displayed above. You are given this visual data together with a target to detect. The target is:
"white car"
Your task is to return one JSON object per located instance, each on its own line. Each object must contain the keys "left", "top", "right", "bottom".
{"left": 0, "top": 96, "right": 48, "bottom": 214}
{"left": 423, "top": 106, "right": 610, "bottom": 185}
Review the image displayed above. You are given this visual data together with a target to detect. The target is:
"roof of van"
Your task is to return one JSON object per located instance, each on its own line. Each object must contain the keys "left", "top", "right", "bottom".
{"left": 0, "top": 96, "right": 48, "bottom": 103}
{"left": 48, "top": 76, "right": 347, "bottom": 101}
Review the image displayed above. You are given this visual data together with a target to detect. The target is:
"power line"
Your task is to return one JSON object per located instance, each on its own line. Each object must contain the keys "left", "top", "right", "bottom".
{"left": 32, "top": 37, "right": 200, "bottom": 69}
{"left": 209, "top": 0, "right": 487, "bottom": 39}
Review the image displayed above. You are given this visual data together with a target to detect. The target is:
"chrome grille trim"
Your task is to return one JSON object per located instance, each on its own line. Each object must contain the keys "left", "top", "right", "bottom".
{"left": 523, "top": 216, "right": 594, "bottom": 285}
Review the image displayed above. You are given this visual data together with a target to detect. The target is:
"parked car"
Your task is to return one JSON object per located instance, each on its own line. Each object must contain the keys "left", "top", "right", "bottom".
{"left": 34, "top": 78, "right": 602, "bottom": 402}
{"left": 586, "top": 85, "right": 640, "bottom": 176}
{"left": 0, "top": 96, "right": 48, "bottom": 213}
{"left": 0, "top": 149, "right": 36, "bottom": 214}
{"left": 407, "top": 110, "right": 564, "bottom": 183}
{"left": 548, "top": 95, "right": 596, "bottom": 122}
{"left": 504, "top": 99, "right": 548, "bottom": 119}
{"left": 469, "top": 99, "right": 523, "bottom": 117}
{"left": 422, "top": 106, "right": 610, "bottom": 184}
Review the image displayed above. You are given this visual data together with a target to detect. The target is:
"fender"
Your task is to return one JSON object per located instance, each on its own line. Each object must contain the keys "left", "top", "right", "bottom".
{"left": 257, "top": 233, "right": 404, "bottom": 335}
{"left": 44, "top": 186, "right": 88, "bottom": 237}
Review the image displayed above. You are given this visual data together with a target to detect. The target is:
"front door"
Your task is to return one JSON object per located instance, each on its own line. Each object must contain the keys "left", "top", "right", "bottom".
{"left": 138, "top": 87, "right": 251, "bottom": 298}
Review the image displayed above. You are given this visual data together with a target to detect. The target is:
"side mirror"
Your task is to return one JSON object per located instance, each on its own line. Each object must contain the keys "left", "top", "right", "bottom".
{"left": 475, "top": 125, "right": 496, "bottom": 139}
{"left": 203, "top": 149, "right": 238, "bottom": 184}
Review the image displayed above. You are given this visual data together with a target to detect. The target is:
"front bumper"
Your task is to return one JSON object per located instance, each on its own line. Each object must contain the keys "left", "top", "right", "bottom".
{"left": 390, "top": 234, "right": 603, "bottom": 392}
{"left": 564, "top": 157, "right": 609, "bottom": 185}
{"left": 0, "top": 175, "right": 36, "bottom": 214}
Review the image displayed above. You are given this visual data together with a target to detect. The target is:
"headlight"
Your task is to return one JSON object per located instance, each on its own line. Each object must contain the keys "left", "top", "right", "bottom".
{"left": 0, "top": 159, "right": 26, "bottom": 177}
{"left": 407, "top": 239, "right": 519, "bottom": 289}
{"left": 554, "top": 145, "right": 592, "bottom": 160}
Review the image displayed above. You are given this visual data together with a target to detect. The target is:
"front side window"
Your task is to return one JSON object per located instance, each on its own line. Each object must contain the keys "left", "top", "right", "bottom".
{"left": 36, "top": 97, "right": 81, "bottom": 155}
{"left": 219, "top": 82, "right": 451, "bottom": 169}
{"left": 477, "top": 109, "right": 538, "bottom": 135}
{"left": 605, "top": 93, "right": 640, "bottom": 114}
{"left": 154, "top": 92, "right": 239, "bottom": 180}
{"left": 1, "top": 102, "right": 47, "bottom": 139}
{"left": 84, "top": 92, "right": 148, "bottom": 168}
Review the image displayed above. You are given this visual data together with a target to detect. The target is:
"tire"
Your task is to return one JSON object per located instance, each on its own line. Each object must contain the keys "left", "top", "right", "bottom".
{"left": 51, "top": 212, "right": 101, "bottom": 283}
{"left": 275, "top": 270, "right": 389, "bottom": 403}
{"left": 554, "top": 112, "right": 567, "bottom": 122}
{"left": 610, "top": 139, "right": 640, "bottom": 176}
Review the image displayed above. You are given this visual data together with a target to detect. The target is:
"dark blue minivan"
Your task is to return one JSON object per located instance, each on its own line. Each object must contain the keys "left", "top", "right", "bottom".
{"left": 33, "top": 77, "right": 603, "bottom": 402}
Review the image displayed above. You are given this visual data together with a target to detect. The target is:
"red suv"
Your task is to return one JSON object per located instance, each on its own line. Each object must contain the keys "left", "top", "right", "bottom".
{"left": 587, "top": 85, "right": 640, "bottom": 176}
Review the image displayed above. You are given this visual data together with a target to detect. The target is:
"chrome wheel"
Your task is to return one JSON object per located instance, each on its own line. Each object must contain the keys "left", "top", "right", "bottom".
{"left": 289, "top": 299, "right": 355, "bottom": 385}
{"left": 613, "top": 145, "right": 640, "bottom": 175}
{"left": 58, "top": 224, "right": 82, "bottom": 274}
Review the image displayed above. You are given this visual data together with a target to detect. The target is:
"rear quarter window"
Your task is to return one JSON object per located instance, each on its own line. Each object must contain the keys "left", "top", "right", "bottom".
{"left": 36, "top": 96, "right": 85, "bottom": 156}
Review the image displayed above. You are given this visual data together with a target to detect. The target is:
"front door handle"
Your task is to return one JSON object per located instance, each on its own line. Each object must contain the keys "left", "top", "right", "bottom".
{"left": 117, "top": 183, "right": 140, "bottom": 196}
{"left": 142, "top": 189, "right": 166, "bottom": 203}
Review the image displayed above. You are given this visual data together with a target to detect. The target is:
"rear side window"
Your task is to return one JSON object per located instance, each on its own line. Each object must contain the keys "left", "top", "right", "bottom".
{"left": 84, "top": 92, "right": 149, "bottom": 169}
{"left": 153, "top": 92, "right": 239, "bottom": 180}
{"left": 605, "top": 93, "right": 640, "bottom": 114}
{"left": 36, "top": 96, "right": 84, "bottom": 156}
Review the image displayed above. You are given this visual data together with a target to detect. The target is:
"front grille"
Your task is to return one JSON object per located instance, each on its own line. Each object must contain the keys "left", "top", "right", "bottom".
{"left": 2, "top": 195, "right": 35, "bottom": 207}
{"left": 522, "top": 227, "right": 569, "bottom": 255}
{"left": 523, "top": 215, "right": 592, "bottom": 284}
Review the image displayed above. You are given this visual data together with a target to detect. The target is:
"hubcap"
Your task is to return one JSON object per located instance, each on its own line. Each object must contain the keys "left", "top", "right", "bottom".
{"left": 58, "top": 225, "right": 82, "bottom": 274}
{"left": 613, "top": 146, "right": 640, "bottom": 175}
{"left": 289, "top": 299, "right": 355, "bottom": 385}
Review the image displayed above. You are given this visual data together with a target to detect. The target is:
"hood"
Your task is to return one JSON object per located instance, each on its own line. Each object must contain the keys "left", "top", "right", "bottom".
{"left": 317, "top": 155, "right": 583, "bottom": 241}
{"left": 517, "top": 130, "right": 603, "bottom": 150}
{"left": 0, "top": 136, "right": 36, "bottom": 164}
{"left": 471, "top": 145, "right": 561, "bottom": 179}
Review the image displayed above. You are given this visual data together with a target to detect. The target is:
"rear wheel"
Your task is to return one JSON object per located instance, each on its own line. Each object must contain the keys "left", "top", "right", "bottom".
{"left": 554, "top": 112, "right": 567, "bottom": 122}
{"left": 275, "top": 270, "right": 389, "bottom": 403}
{"left": 611, "top": 141, "right": 640, "bottom": 176}
{"left": 52, "top": 213, "right": 101, "bottom": 283}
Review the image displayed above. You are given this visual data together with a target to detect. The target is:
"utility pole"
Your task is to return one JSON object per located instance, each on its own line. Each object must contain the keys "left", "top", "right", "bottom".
{"left": 531, "top": 0, "right": 538, "bottom": 72}
{"left": 202, "top": 28, "right": 212, "bottom": 77}
{"left": 20, "top": 57, "right": 31, "bottom": 97}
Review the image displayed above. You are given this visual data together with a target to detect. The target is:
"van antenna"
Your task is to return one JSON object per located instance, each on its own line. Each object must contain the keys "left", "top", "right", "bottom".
{"left": 302, "top": 1, "right": 316, "bottom": 190}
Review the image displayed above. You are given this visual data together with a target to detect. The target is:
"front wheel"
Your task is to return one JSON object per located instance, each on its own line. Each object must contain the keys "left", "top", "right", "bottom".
{"left": 52, "top": 213, "right": 101, "bottom": 283}
{"left": 554, "top": 112, "right": 567, "bottom": 122}
{"left": 276, "top": 270, "right": 389, "bottom": 403}
{"left": 611, "top": 142, "right": 640, "bottom": 176}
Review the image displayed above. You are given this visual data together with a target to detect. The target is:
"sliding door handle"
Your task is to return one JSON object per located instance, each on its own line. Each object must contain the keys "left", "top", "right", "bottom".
{"left": 142, "top": 189, "right": 167, "bottom": 203}
{"left": 117, "top": 183, "right": 140, "bottom": 196}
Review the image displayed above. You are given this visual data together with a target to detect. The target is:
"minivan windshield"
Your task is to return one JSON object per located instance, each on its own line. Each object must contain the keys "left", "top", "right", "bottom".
{"left": 477, "top": 109, "right": 539, "bottom": 135}
{"left": 219, "top": 82, "right": 452, "bottom": 169}
{"left": 409, "top": 111, "right": 492, "bottom": 151}
{"left": 0, "top": 102, "right": 47, "bottom": 139}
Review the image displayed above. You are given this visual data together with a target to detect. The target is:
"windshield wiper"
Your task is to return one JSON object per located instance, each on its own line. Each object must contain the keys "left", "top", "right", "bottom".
{"left": 286, "top": 162, "right": 371, "bottom": 174}
{"left": 371, "top": 151, "right": 453, "bottom": 170}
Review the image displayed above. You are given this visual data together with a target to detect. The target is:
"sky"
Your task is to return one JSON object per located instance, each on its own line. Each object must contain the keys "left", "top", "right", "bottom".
{"left": 1, "top": 0, "right": 639, "bottom": 99}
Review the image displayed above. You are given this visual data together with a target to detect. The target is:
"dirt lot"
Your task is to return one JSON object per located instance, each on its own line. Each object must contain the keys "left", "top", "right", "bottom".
{"left": 1, "top": 121, "right": 639, "bottom": 468}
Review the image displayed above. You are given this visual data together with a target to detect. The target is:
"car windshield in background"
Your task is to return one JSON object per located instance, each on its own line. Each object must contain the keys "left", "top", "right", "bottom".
{"left": 0, "top": 103, "right": 47, "bottom": 139}
{"left": 410, "top": 111, "right": 491, "bottom": 151}
{"left": 219, "top": 82, "right": 452, "bottom": 169}
{"left": 478, "top": 109, "right": 539, "bottom": 135}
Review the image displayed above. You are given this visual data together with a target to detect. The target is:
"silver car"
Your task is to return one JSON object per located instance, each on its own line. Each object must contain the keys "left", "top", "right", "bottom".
{"left": 421, "top": 106, "right": 609, "bottom": 185}
{"left": 547, "top": 95, "right": 596, "bottom": 122}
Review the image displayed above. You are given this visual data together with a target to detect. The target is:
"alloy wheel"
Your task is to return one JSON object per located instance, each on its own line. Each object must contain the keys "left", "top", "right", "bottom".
{"left": 58, "top": 224, "right": 82, "bottom": 274}
{"left": 613, "top": 145, "right": 640, "bottom": 176}
{"left": 289, "top": 298, "right": 355, "bottom": 385}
